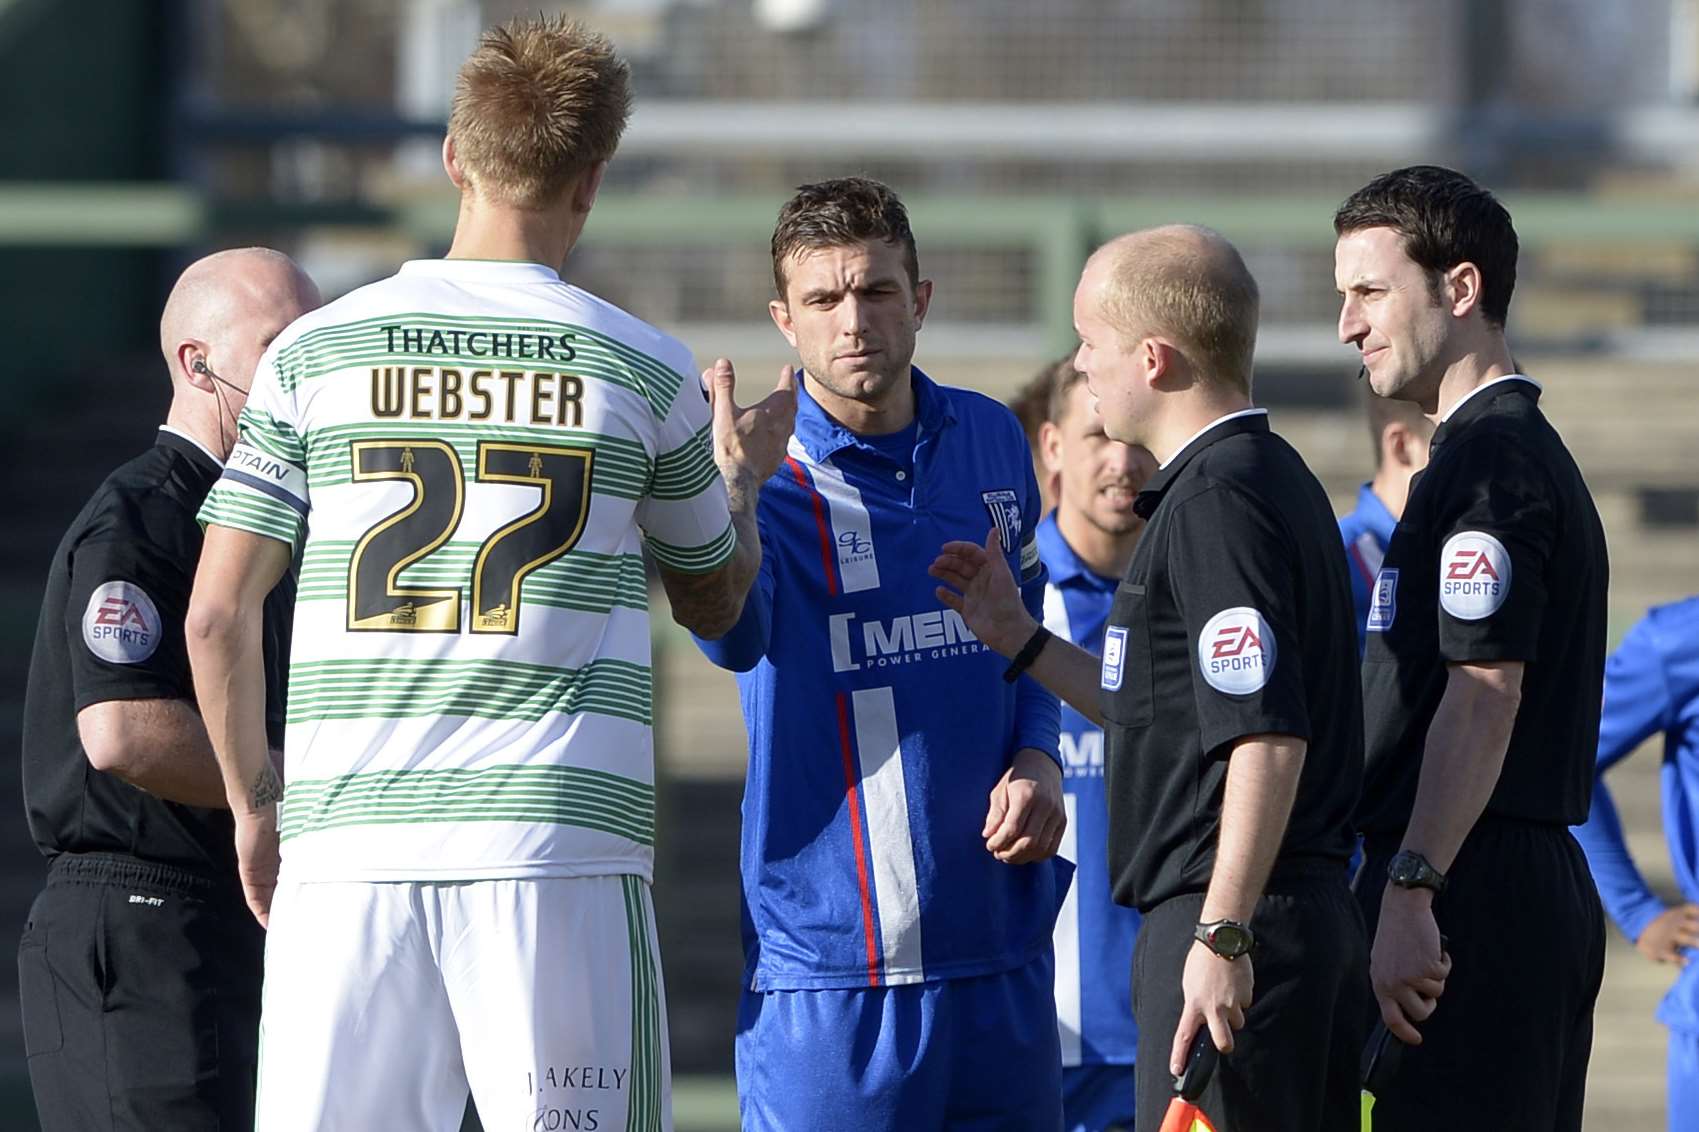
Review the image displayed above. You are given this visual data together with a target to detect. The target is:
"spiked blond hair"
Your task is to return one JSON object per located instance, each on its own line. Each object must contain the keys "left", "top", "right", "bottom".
{"left": 448, "top": 15, "right": 632, "bottom": 208}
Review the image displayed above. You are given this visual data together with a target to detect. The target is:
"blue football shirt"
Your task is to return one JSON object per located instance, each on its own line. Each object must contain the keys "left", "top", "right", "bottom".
{"left": 1337, "top": 482, "right": 1397, "bottom": 660}
{"left": 1037, "top": 514, "right": 1139, "bottom": 1067}
{"left": 1573, "top": 596, "right": 1699, "bottom": 1033}
{"left": 695, "top": 367, "right": 1065, "bottom": 990}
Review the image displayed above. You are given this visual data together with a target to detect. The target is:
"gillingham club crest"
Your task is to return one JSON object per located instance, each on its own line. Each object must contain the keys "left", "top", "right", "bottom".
{"left": 1197, "top": 606, "right": 1276, "bottom": 695}
{"left": 981, "top": 489, "right": 1022, "bottom": 552}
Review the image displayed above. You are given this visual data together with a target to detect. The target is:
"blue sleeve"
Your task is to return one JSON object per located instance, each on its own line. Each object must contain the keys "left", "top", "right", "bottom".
{"left": 1012, "top": 446, "right": 1061, "bottom": 765}
{"left": 1572, "top": 612, "right": 1674, "bottom": 942}
{"left": 689, "top": 513, "right": 775, "bottom": 673}
{"left": 1338, "top": 521, "right": 1372, "bottom": 661}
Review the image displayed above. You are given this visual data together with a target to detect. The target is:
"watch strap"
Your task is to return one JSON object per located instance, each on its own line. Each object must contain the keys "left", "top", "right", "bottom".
{"left": 1002, "top": 625, "right": 1053, "bottom": 684}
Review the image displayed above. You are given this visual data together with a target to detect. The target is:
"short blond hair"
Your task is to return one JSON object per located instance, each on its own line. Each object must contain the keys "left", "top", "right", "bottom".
{"left": 448, "top": 15, "right": 632, "bottom": 208}
{"left": 1096, "top": 225, "right": 1260, "bottom": 395}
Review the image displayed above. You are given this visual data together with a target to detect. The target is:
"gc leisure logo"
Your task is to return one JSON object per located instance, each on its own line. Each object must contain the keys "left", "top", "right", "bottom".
{"left": 1439, "top": 531, "right": 1511, "bottom": 620}
{"left": 82, "top": 580, "right": 162, "bottom": 664}
{"left": 1197, "top": 607, "right": 1276, "bottom": 695}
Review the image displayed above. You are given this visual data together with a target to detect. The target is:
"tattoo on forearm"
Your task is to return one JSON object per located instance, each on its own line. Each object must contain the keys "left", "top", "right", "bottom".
{"left": 250, "top": 762, "right": 284, "bottom": 809}
{"left": 662, "top": 510, "right": 761, "bottom": 639}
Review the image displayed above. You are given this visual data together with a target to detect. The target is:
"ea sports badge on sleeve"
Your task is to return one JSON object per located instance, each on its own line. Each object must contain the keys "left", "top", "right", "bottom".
{"left": 82, "top": 580, "right": 162, "bottom": 664}
{"left": 1197, "top": 606, "right": 1275, "bottom": 694}
{"left": 1101, "top": 625, "right": 1128, "bottom": 690}
{"left": 1438, "top": 530, "right": 1511, "bottom": 620}
{"left": 1367, "top": 568, "right": 1398, "bottom": 632}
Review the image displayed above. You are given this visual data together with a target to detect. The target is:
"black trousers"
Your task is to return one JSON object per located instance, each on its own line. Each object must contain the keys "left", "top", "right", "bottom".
{"left": 18, "top": 853, "right": 265, "bottom": 1131}
{"left": 1133, "top": 866, "right": 1369, "bottom": 1132}
{"left": 1356, "top": 820, "right": 1605, "bottom": 1132}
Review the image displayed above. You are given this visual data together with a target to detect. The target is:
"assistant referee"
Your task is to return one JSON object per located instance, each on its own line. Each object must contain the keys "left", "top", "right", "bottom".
{"left": 1335, "top": 166, "right": 1609, "bottom": 1131}
{"left": 19, "top": 248, "right": 317, "bottom": 1129}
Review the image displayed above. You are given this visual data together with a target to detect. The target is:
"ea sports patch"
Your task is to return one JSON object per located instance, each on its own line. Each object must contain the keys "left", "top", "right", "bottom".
{"left": 82, "top": 581, "right": 162, "bottom": 664}
{"left": 1101, "top": 625, "right": 1128, "bottom": 690}
{"left": 1367, "top": 568, "right": 1398, "bottom": 633}
{"left": 1439, "top": 531, "right": 1511, "bottom": 621}
{"left": 1198, "top": 607, "right": 1276, "bottom": 695}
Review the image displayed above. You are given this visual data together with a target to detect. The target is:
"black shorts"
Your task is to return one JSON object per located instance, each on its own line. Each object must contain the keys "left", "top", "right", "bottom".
{"left": 17, "top": 852, "right": 265, "bottom": 1131}
{"left": 1356, "top": 820, "right": 1606, "bottom": 1132}
{"left": 1133, "top": 866, "right": 1369, "bottom": 1132}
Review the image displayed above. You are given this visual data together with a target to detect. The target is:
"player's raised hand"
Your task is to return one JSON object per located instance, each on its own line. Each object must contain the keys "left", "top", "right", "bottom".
{"left": 930, "top": 528, "right": 1035, "bottom": 658}
{"left": 705, "top": 358, "right": 797, "bottom": 499}
{"left": 1636, "top": 903, "right": 1699, "bottom": 965}
{"left": 984, "top": 747, "right": 1066, "bottom": 864}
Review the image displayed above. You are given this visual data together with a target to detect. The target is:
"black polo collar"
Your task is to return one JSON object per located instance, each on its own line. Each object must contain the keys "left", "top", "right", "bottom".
{"left": 1134, "top": 410, "right": 1270, "bottom": 519}
{"left": 1431, "top": 376, "right": 1542, "bottom": 449}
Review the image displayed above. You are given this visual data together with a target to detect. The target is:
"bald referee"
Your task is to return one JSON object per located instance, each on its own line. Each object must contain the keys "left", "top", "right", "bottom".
{"left": 19, "top": 249, "right": 317, "bottom": 1129}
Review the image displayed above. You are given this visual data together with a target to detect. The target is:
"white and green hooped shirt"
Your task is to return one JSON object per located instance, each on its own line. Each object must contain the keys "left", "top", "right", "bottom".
{"left": 201, "top": 259, "right": 734, "bottom": 883}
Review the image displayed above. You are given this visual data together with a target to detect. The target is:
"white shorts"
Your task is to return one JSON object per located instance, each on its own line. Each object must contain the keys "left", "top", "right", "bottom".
{"left": 255, "top": 875, "right": 670, "bottom": 1132}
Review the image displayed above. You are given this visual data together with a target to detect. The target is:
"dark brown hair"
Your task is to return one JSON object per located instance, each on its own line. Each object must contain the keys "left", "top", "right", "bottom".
{"left": 770, "top": 177, "right": 919, "bottom": 297}
{"left": 1334, "top": 165, "right": 1518, "bottom": 327}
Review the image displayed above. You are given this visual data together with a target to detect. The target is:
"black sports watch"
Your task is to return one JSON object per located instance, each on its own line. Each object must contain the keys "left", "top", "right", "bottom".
{"left": 1387, "top": 850, "right": 1448, "bottom": 895}
{"left": 1193, "top": 919, "right": 1255, "bottom": 960}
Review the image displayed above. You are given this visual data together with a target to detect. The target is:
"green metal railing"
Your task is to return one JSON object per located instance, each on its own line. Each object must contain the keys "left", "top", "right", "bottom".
{"left": 3, "top": 185, "right": 1697, "bottom": 355}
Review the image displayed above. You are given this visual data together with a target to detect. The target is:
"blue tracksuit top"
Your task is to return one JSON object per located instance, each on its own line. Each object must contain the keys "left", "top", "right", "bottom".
{"left": 1338, "top": 482, "right": 1397, "bottom": 660}
{"left": 1037, "top": 513, "right": 1140, "bottom": 1067}
{"left": 1573, "top": 595, "right": 1699, "bottom": 1033}
{"left": 694, "top": 366, "right": 1063, "bottom": 991}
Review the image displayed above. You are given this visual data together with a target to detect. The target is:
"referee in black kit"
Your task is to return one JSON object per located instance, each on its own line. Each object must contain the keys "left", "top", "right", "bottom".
{"left": 19, "top": 248, "right": 317, "bottom": 1129}
{"left": 1335, "top": 166, "right": 1609, "bottom": 1131}
{"left": 933, "top": 225, "right": 1368, "bottom": 1131}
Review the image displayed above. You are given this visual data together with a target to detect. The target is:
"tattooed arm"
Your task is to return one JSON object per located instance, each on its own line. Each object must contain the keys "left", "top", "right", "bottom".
{"left": 658, "top": 470, "right": 765, "bottom": 640}
{"left": 187, "top": 526, "right": 292, "bottom": 926}
{"left": 659, "top": 359, "right": 796, "bottom": 641}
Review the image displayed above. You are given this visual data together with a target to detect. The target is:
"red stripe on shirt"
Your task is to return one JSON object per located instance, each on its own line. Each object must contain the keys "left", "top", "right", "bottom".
{"left": 835, "top": 690, "right": 881, "bottom": 986}
{"left": 785, "top": 455, "right": 839, "bottom": 596}
{"left": 1348, "top": 539, "right": 1375, "bottom": 586}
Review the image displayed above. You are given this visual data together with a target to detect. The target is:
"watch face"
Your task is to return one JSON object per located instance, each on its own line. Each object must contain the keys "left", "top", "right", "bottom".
{"left": 1389, "top": 852, "right": 1442, "bottom": 891}
{"left": 1211, "top": 923, "right": 1252, "bottom": 958}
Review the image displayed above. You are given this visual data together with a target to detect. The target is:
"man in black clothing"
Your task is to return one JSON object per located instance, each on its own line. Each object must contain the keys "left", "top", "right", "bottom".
{"left": 932, "top": 225, "right": 1368, "bottom": 1131}
{"left": 19, "top": 248, "right": 318, "bottom": 1130}
{"left": 1335, "top": 166, "right": 1609, "bottom": 1131}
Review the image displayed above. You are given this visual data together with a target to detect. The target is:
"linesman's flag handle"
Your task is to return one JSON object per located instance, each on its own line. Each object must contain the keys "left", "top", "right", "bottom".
{"left": 1158, "top": 1029, "right": 1221, "bottom": 1132}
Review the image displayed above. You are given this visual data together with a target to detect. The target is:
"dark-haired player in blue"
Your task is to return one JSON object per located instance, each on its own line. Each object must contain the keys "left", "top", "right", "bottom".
{"left": 1573, "top": 596, "right": 1699, "bottom": 1132}
{"left": 694, "top": 177, "right": 1068, "bottom": 1131}
{"left": 1024, "top": 356, "right": 1157, "bottom": 1132}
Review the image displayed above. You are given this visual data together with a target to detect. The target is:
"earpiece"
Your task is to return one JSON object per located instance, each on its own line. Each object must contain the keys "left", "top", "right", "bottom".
{"left": 193, "top": 358, "right": 209, "bottom": 374}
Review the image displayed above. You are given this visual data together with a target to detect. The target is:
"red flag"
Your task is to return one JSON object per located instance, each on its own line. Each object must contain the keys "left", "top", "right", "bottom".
{"left": 1157, "top": 1097, "right": 1219, "bottom": 1132}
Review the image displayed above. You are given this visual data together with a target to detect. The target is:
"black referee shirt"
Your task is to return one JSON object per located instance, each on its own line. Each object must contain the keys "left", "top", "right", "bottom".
{"left": 20, "top": 428, "right": 293, "bottom": 873}
{"left": 1101, "top": 410, "right": 1361, "bottom": 913}
{"left": 1357, "top": 377, "right": 1609, "bottom": 835}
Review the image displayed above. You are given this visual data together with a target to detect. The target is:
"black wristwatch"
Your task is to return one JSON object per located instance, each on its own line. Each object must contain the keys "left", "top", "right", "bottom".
{"left": 1193, "top": 919, "right": 1255, "bottom": 960}
{"left": 1387, "top": 850, "right": 1447, "bottom": 895}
